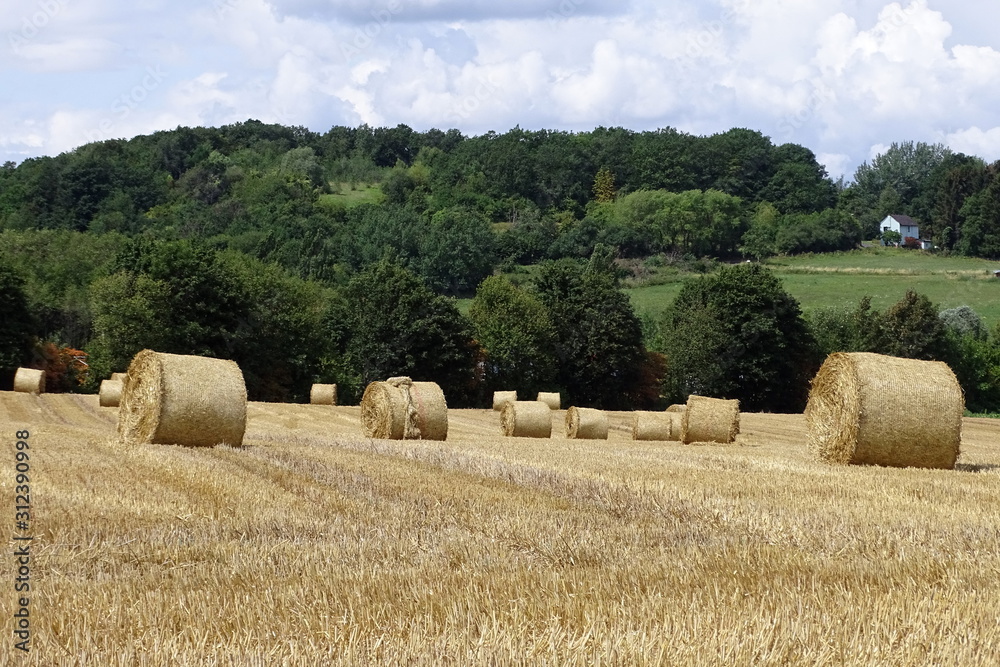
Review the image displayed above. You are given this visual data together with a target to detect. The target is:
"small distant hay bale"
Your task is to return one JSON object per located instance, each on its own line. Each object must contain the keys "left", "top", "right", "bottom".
{"left": 537, "top": 392, "right": 561, "bottom": 410}
{"left": 13, "top": 368, "right": 44, "bottom": 394}
{"left": 99, "top": 379, "right": 123, "bottom": 408}
{"left": 632, "top": 412, "right": 681, "bottom": 441}
{"left": 666, "top": 403, "right": 687, "bottom": 413}
{"left": 565, "top": 406, "right": 609, "bottom": 440}
{"left": 310, "top": 383, "right": 338, "bottom": 405}
{"left": 805, "top": 352, "right": 963, "bottom": 469}
{"left": 117, "top": 350, "right": 247, "bottom": 448}
{"left": 492, "top": 390, "right": 518, "bottom": 411}
{"left": 360, "top": 377, "right": 448, "bottom": 441}
{"left": 501, "top": 401, "right": 552, "bottom": 438}
{"left": 681, "top": 395, "right": 740, "bottom": 444}
{"left": 111, "top": 372, "right": 128, "bottom": 382}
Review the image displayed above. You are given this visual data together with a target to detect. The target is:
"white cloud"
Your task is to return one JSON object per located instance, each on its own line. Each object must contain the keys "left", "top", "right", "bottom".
{"left": 2, "top": 0, "right": 1000, "bottom": 178}
{"left": 945, "top": 127, "right": 1000, "bottom": 163}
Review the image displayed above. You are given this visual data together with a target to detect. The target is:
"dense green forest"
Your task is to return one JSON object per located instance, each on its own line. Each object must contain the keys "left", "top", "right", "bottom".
{"left": 2, "top": 121, "right": 1000, "bottom": 410}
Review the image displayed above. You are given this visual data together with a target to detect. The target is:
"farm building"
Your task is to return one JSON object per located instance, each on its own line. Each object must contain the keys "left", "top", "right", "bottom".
{"left": 880, "top": 214, "right": 933, "bottom": 249}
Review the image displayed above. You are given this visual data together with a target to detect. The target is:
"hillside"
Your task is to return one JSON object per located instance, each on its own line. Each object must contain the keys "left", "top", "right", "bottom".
{"left": 4, "top": 392, "right": 1000, "bottom": 663}
{"left": 627, "top": 248, "right": 1000, "bottom": 328}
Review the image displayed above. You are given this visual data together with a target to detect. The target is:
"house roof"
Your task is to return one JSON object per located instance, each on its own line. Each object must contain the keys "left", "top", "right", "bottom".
{"left": 888, "top": 214, "right": 919, "bottom": 226}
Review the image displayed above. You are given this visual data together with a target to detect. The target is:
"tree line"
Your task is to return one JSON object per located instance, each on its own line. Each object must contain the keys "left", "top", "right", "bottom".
{"left": 2, "top": 122, "right": 1000, "bottom": 409}
{"left": 1, "top": 231, "right": 997, "bottom": 412}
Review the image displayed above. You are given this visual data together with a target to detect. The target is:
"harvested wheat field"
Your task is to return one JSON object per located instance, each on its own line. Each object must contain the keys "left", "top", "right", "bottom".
{"left": 3, "top": 392, "right": 1000, "bottom": 665}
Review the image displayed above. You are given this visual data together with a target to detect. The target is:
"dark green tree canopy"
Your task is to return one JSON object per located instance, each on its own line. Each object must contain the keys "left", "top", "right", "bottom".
{"left": 658, "top": 263, "right": 819, "bottom": 412}
{"left": 468, "top": 275, "right": 557, "bottom": 401}
{"left": 341, "top": 261, "right": 477, "bottom": 406}
{"left": 0, "top": 262, "right": 35, "bottom": 373}
{"left": 534, "top": 247, "right": 648, "bottom": 409}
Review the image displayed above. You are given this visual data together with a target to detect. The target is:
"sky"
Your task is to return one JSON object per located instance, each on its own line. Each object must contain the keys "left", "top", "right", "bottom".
{"left": 2, "top": 0, "right": 999, "bottom": 180}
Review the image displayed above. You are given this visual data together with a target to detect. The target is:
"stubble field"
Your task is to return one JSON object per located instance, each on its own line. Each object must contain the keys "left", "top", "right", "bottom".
{"left": 2, "top": 392, "right": 1000, "bottom": 665}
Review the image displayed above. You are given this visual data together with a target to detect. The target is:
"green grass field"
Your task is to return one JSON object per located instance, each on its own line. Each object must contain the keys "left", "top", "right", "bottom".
{"left": 627, "top": 248, "right": 1000, "bottom": 327}
{"left": 317, "top": 182, "right": 384, "bottom": 208}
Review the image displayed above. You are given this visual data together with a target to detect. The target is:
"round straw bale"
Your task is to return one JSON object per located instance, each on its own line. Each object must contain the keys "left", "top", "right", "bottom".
{"left": 13, "top": 368, "right": 44, "bottom": 394}
{"left": 360, "top": 377, "right": 448, "bottom": 441}
{"left": 111, "top": 372, "right": 128, "bottom": 382}
{"left": 681, "top": 395, "right": 740, "bottom": 444}
{"left": 805, "top": 352, "right": 963, "bottom": 469}
{"left": 501, "top": 400, "right": 552, "bottom": 438}
{"left": 632, "top": 412, "right": 681, "bottom": 441}
{"left": 492, "top": 390, "right": 518, "bottom": 411}
{"left": 565, "top": 406, "right": 609, "bottom": 440}
{"left": 666, "top": 403, "right": 687, "bottom": 413}
{"left": 117, "top": 350, "right": 247, "bottom": 447}
{"left": 99, "top": 379, "right": 123, "bottom": 407}
{"left": 537, "top": 392, "right": 561, "bottom": 410}
{"left": 310, "top": 383, "right": 338, "bottom": 405}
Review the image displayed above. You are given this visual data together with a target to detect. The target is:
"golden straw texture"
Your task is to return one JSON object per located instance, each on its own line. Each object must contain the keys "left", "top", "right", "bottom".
{"left": 805, "top": 352, "right": 963, "bottom": 469}
{"left": 565, "top": 406, "right": 609, "bottom": 440}
{"left": 501, "top": 401, "right": 552, "bottom": 438}
{"left": 681, "top": 395, "right": 740, "bottom": 444}
{"left": 632, "top": 412, "right": 680, "bottom": 441}
{"left": 99, "top": 379, "right": 123, "bottom": 408}
{"left": 492, "top": 390, "right": 518, "bottom": 411}
{"left": 13, "top": 368, "right": 44, "bottom": 394}
{"left": 360, "top": 377, "right": 448, "bottom": 441}
{"left": 111, "top": 372, "right": 128, "bottom": 382}
{"left": 536, "top": 392, "right": 561, "bottom": 410}
{"left": 310, "top": 383, "right": 338, "bottom": 405}
{"left": 666, "top": 404, "right": 687, "bottom": 413}
{"left": 117, "top": 350, "right": 247, "bottom": 447}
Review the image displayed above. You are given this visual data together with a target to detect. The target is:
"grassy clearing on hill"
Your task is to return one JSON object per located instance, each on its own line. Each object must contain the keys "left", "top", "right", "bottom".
{"left": 317, "top": 182, "right": 384, "bottom": 208}
{"left": 4, "top": 393, "right": 1000, "bottom": 664}
{"left": 626, "top": 248, "right": 1000, "bottom": 328}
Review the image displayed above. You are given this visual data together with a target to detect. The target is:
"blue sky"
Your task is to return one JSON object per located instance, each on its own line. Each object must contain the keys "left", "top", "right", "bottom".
{"left": 2, "top": 0, "right": 999, "bottom": 179}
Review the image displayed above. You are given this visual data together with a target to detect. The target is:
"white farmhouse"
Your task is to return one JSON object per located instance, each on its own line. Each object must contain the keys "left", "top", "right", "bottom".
{"left": 880, "top": 214, "right": 933, "bottom": 249}
{"left": 880, "top": 214, "right": 919, "bottom": 240}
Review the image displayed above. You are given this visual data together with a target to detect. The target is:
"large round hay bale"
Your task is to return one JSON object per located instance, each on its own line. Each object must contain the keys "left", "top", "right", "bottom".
{"left": 492, "top": 390, "right": 518, "bottom": 411}
{"left": 537, "top": 392, "right": 561, "bottom": 410}
{"left": 13, "top": 368, "right": 44, "bottom": 394}
{"left": 805, "top": 352, "right": 963, "bottom": 469}
{"left": 310, "top": 383, "right": 338, "bottom": 405}
{"left": 360, "top": 377, "right": 448, "bottom": 441}
{"left": 501, "top": 400, "right": 552, "bottom": 438}
{"left": 632, "top": 412, "right": 681, "bottom": 441}
{"left": 117, "top": 350, "right": 247, "bottom": 447}
{"left": 565, "top": 406, "right": 609, "bottom": 440}
{"left": 99, "top": 379, "right": 123, "bottom": 407}
{"left": 681, "top": 395, "right": 740, "bottom": 444}
{"left": 111, "top": 372, "right": 128, "bottom": 382}
{"left": 666, "top": 403, "right": 687, "bottom": 413}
